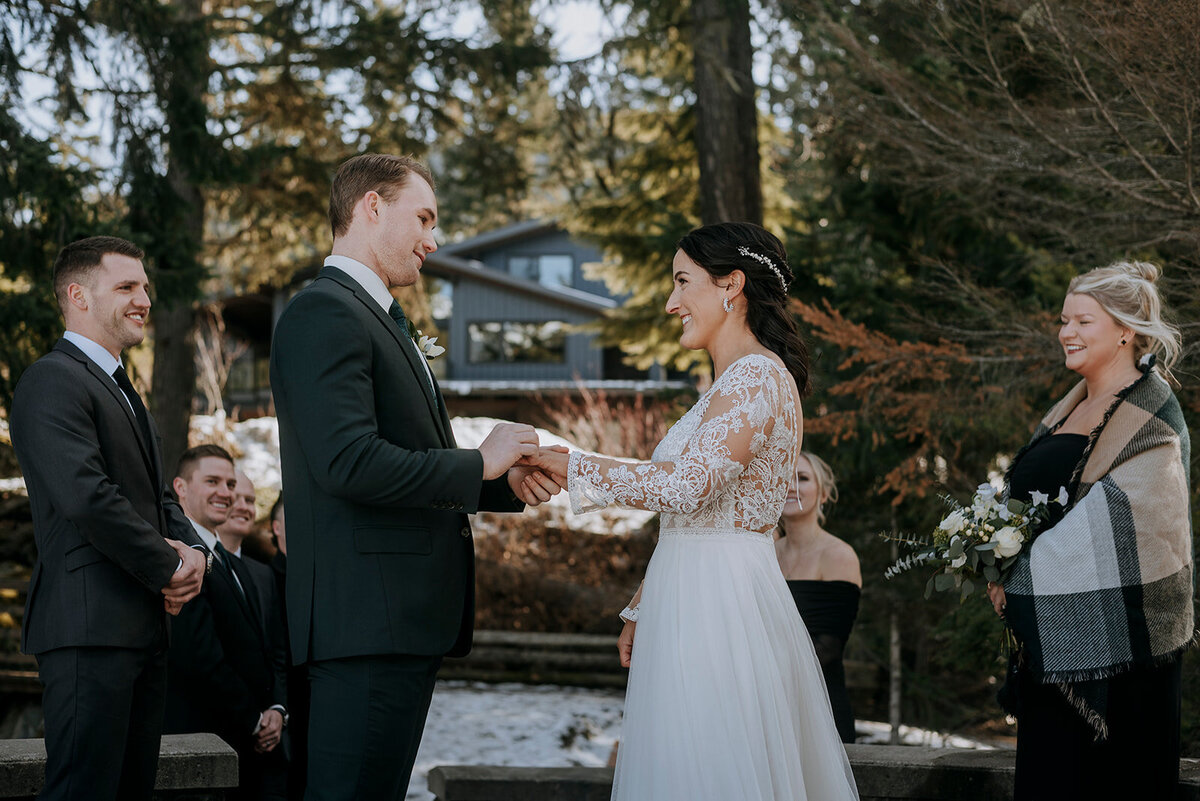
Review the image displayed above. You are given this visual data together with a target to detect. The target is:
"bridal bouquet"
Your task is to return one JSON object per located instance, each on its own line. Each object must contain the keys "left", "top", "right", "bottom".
{"left": 884, "top": 483, "right": 1066, "bottom": 601}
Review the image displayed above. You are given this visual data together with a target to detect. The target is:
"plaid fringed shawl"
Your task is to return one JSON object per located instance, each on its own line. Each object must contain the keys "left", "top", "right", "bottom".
{"left": 1004, "top": 369, "right": 1194, "bottom": 739}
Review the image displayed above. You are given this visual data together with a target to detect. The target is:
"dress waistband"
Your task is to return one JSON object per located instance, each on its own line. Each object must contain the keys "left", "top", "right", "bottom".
{"left": 658, "top": 527, "right": 774, "bottom": 543}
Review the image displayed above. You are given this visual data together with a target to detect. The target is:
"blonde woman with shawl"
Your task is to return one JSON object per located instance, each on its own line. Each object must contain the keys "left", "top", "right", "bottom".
{"left": 987, "top": 261, "right": 1192, "bottom": 801}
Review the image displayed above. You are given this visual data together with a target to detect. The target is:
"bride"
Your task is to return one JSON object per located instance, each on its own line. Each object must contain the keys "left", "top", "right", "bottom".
{"left": 525, "top": 222, "right": 859, "bottom": 800}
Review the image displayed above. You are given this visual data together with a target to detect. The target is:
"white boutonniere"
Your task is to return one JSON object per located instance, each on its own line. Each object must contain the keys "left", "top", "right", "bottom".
{"left": 415, "top": 331, "right": 445, "bottom": 360}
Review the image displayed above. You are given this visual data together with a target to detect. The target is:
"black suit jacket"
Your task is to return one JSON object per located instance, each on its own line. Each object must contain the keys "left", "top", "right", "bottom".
{"left": 244, "top": 554, "right": 288, "bottom": 711}
{"left": 270, "top": 266, "right": 522, "bottom": 665}
{"left": 164, "top": 534, "right": 284, "bottom": 746}
{"left": 10, "top": 338, "right": 201, "bottom": 654}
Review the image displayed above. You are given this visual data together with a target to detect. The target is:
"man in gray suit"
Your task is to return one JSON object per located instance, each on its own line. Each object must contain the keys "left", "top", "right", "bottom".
{"left": 10, "top": 236, "right": 208, "bottom": 801}
{"left": 270, "top": 154, "right": 562, "bottom": 800}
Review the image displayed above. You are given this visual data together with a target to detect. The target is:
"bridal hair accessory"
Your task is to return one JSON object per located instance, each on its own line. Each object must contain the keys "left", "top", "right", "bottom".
{"left": 723, "top": 297, "right": 734, "bottom": 313}
{"left": 737, "top": 246, "right": 789, "bottom": 291}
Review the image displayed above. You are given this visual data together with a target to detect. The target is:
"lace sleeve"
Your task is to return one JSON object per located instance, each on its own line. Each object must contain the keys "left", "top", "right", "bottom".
{"left": 567, "top": 358, "right": 784, "bottom": 514}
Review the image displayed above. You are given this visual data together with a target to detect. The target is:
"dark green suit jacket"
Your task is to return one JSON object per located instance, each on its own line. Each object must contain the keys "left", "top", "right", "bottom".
{"left": 270, "top": 266, "right": 521, "bottom": 665}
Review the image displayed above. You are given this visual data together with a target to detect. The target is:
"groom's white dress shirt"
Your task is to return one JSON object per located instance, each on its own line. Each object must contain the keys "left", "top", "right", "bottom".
{"left": 324, "top": 255, "right": 436, "bottom": 392}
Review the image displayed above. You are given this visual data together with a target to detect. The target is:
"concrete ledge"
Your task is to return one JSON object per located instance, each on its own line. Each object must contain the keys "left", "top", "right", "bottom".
{"left": 428, "top": 765, "right": 614, "bottom": 801}
{"left": 0, "top": 733, "right": 238, "bottom": 800}
{"left": 428, "top": 746, "right": 1200, "bottom": 801}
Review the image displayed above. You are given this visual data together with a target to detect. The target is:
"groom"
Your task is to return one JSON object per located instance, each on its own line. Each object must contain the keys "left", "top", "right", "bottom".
{"left": 270, "top": 153, "right": 561, "bottom": 799}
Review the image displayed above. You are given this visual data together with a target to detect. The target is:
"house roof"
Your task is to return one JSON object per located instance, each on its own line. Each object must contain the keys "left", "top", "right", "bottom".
{"left": 436, "top": 219, "right": 562, "bottom": 257}
{"left": 422, "top": 252, "right": 616, "bottom": 314}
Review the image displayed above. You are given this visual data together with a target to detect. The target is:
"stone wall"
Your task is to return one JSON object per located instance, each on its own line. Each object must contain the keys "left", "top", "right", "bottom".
{"left": 0, "top": 733, "right": 238, "bottom": 801}
{"left": 428, "top": 745, "right": 1200, "bottom": 801}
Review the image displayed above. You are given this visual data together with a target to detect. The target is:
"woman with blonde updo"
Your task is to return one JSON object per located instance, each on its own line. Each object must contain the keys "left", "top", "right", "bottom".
{"left": 987, "top": 261, "right": 1192, "bottom": 800}
{"left": 775, "top": 451, "right": 861, "bottom": 743}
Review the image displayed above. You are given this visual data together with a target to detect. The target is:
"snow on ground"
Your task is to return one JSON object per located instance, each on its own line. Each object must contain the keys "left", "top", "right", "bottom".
{"left": 406, "top": 681, "right": 625, "bottom": 800}
{"left": 403, "top": 681, "right": 1000, "bottom": 800}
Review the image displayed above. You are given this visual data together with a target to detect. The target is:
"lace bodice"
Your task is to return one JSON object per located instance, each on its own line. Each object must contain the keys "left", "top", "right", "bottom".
{"left": 567, "top": 354, "right": 800, "bottom": 537}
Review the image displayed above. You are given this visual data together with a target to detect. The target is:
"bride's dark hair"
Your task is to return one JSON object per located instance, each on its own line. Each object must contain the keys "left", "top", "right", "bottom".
{"left": 677, "top": 222, "right": 811, "bottom": 397}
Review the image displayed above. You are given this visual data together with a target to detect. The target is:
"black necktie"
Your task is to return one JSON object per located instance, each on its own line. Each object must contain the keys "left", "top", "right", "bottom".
{"left": 387, "top": 299, "right": 411, "bottom": 337}
{"left": 388, "top": 300, "right": 436, "bottom": 395}
{"left": 112, "top": 365, "right": 153, "bottom": 445}
{"left": 215, "top": 542, "right": 263, "bottom": 633}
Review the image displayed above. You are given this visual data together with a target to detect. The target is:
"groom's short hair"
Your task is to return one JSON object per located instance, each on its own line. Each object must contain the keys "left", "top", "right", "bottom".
{"left": 329, "top": 154, "right": 435, "bottom": 239}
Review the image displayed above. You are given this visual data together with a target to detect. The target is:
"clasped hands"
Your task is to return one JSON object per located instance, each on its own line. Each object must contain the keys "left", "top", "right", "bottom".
{"left": 477, "top": 422, "right": 572, "bottom": 506}
{"left": 162, "top": 539, "right": 206, "bottom": 616}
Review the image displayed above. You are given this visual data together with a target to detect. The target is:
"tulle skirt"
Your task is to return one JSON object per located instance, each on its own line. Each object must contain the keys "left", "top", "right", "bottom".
{"left": 612, "top": 528, "right": 859, "bottom": 801}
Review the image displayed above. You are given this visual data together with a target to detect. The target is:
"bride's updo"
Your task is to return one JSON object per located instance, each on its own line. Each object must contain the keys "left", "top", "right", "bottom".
{"left": 677, "top": 222, "right": 812, "bottom": 396}
{"left": 1068, "top": 260, "right": 1182, "bottom": 386}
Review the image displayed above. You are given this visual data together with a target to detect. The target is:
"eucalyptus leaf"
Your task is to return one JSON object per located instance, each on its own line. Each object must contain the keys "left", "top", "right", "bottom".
{"left": 934, "top": 573, "right": 955, "bottom": 592}
{"left": 961, "top": 578, "right": 975, "bottom": 600}
{"left": 984, "top": 565, "right": 1000, "bottom": 582}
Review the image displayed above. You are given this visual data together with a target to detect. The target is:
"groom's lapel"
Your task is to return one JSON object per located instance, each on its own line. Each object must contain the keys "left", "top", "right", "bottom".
{"left": 317, "top": 267, "right": 452, "bottom": 445}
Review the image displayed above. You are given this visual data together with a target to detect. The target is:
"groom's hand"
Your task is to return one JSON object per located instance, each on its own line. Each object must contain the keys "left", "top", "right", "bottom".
{"left": 479, "top": 423, "right": 540, "bottom": 480}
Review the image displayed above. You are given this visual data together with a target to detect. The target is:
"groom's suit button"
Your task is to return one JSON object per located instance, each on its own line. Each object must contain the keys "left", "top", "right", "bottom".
{"left": 460, "top": 527, "right": 470, "bottom": 538}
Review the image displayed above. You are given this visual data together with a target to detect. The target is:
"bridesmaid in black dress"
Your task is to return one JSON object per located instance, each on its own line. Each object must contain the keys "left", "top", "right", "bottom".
{"left": 987, "top": 260, "right": 1190, "bottom": 801}
{"left": 774, "top": 451, "right": 861, "bottom": 744}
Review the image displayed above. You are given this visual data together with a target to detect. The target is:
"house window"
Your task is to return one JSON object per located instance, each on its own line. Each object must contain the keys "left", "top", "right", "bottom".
{"left": 468, "top": 321, "right": 567, "bottom": 363}
{"left": 507, "top": 254, "right": 574, "bottom": 288}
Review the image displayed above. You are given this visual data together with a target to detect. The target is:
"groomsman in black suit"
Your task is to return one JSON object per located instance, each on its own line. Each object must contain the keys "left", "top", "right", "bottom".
{"left": 270, "top": 154, "right": 563, "bottom": 799}
{"left": 217, "top": 469, "right": 291, "bottom": 759}
{"left": 266, "top": 496, "right": 309, "bottom": 800}
{"left": 10, "top": 236, "right": 208, "bottom": 801}
{"left": 165, "top": 445, "right": 287, "bottom": 801}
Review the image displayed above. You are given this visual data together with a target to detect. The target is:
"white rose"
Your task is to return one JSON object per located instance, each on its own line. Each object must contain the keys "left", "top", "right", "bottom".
{"left": 994, "top": 526, "right": 1024, "bottom": 558}
{"left": 939, "top": 509, "right": 968, "bottom": 536}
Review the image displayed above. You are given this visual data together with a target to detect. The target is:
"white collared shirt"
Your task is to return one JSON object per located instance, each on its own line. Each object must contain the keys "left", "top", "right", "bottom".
{"left": 324, "top": 255, "right": 393, "bottom": 313}
{"left": 187, "top": 517, "right": 220, "bottom": 553}
{"left": 63, "top": 330, "right": 137, "bottom": 415}
{"left": 324, "top": 255, "right": 436, "bottom": 392}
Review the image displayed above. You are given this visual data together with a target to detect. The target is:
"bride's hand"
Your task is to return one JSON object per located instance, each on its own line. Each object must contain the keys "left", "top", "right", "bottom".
{"left": 519, "top": 445, "right": 570, "bottom": 485}
{"left": 618, "top": 620, "right": 635, "bottom": 668}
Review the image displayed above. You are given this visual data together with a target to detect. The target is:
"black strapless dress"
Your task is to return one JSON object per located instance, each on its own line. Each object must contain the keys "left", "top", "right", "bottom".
{"left": 786, "top": 580, "right": 860, "bottom": 743}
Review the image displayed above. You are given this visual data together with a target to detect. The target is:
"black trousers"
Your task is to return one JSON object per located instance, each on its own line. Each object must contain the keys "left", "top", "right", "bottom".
{"left": 36, "top": 645, "right": 167, "bottom": 801}
{"left": 304, "top": 654, "right": 442, "bottom": 801}
{"left": 1014, "top": 657, "right": 1182, "bottom": 801}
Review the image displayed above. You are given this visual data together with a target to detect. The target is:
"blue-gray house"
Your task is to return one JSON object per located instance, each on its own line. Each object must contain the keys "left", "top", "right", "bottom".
{"left": 219, "top": 220, "right": 682, "bottom": 419}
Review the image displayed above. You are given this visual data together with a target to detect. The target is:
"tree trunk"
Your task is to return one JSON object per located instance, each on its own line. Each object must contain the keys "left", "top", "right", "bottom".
{"left": 690, "top": 0, "right": 763, "bottom": 225}
{"left": 149, "top": 0, "right": 208, "bottom": 475}
{"left": 151, "top": 301, "right": 197, "bottom": 475}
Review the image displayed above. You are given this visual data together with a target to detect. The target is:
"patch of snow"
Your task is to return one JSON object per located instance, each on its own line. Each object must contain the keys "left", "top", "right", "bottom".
{"left": 406, "top": 680, "right": 625, "bottom": 800}
{"left": 0, "top": 477, "right": 26, "bottom": 494}
{"left": 855, "top": 719, "right": 1000, "bottom": 749}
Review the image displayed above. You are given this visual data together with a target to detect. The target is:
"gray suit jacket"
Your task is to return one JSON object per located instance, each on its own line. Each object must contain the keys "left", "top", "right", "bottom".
{"left": 10, "top": 338, "right": 201, "bottom": 654}
{"left": 270, "top": 266, "right": 522, "bottom": 665}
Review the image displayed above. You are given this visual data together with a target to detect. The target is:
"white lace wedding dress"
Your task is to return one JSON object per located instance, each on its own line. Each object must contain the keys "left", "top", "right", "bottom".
{"left": 568, "top": 354, "right": 859, "bottom": 800}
